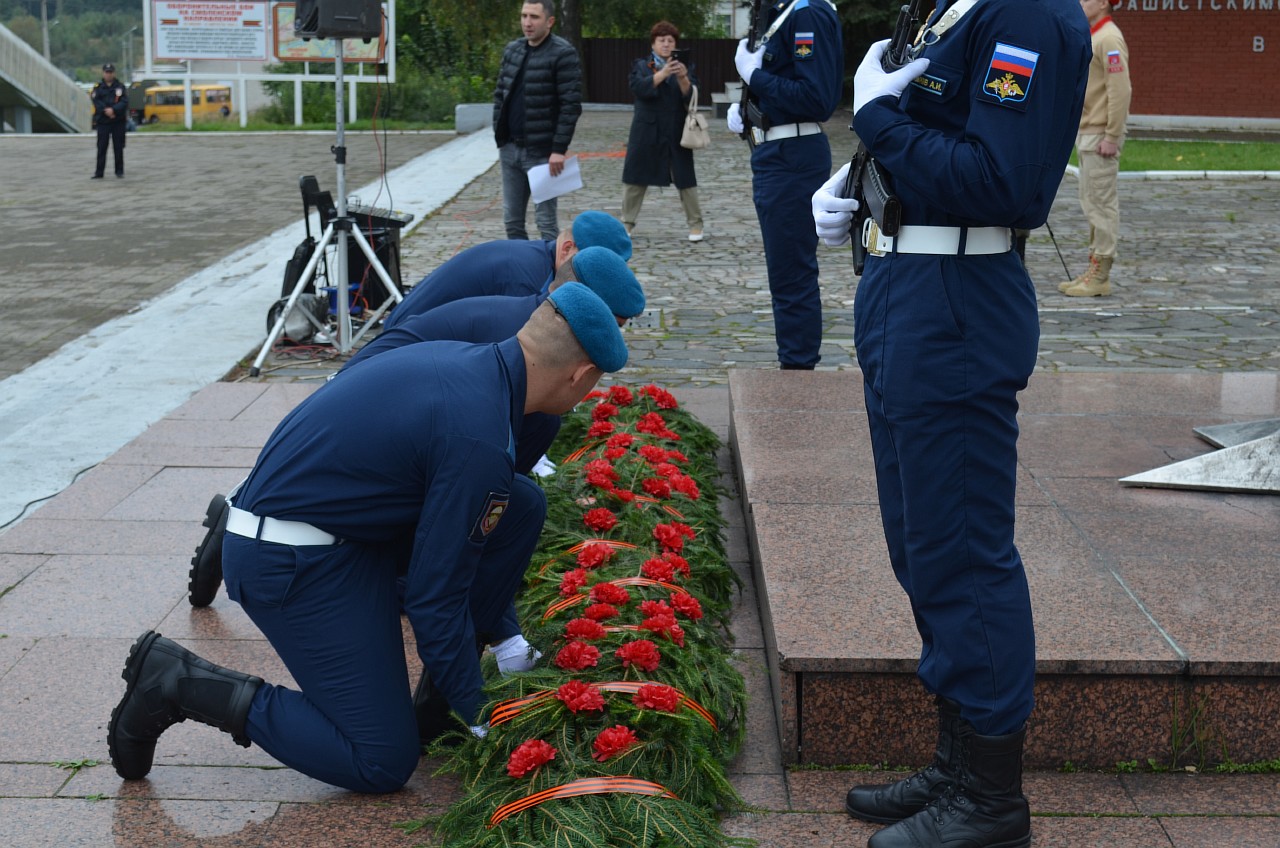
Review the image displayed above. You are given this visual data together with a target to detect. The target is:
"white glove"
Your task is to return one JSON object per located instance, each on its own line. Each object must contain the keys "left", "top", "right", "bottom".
{"left": 490, "top": 634, "right": 543, "bottom": 675}
{"left": 469, "top": 723, "right": 489, "bottom": 739}
{"left": 734, "top": 38, "right": 764, "bottom": 85}
{"left": 726, "top": 102, "right": 744, "bottom": 135}
{"left": 531, "top": 454, "right": 557, "bottom": 478}
{"left": 812, "top": 163, "right": 860, "bottom": 247}
{"left": 853, "top": 39, "right": 931, "bottom": 115}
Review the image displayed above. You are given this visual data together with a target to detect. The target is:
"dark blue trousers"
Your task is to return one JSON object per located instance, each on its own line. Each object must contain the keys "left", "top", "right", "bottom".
{"left": 751, "top": 132, "right": 831, "bottom": 368}
{"left": 854, "top": 249, "right": 1038, "bottom": 735}
{"left": 223, "top": 474, "right": 546, "bottom": 792}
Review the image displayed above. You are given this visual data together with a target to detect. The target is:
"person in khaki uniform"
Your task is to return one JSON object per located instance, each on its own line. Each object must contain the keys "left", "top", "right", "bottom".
{"left": 1062, "top": 0, "right": 1131, "bottom": 297}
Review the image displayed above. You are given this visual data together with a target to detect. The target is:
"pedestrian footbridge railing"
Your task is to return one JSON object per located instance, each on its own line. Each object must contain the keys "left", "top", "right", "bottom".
{"left": 0, "top": 23, "right": 93, "bottom": 133}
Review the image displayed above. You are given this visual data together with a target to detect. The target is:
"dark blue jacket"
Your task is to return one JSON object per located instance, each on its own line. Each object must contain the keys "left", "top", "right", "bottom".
{"left": 747, "top": 0, "right": 843, "bottom": 126}
{"left": 235, "top": 337, "right": 526, "bottom": 722}
{"left": 853, "top": 0, "right": 1091, "bottom": 229}
{"left": 383, "top": 240, "right": 555, "bottom": 330}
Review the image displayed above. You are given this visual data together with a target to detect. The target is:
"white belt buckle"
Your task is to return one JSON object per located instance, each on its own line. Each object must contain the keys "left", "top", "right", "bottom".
{"left": 863, "top": 218, "right": 885, "bottom": 257}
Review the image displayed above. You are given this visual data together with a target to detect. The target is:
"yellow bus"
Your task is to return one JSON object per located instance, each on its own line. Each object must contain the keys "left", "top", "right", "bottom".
{"left": 142, "top": 84, "right": 233, "bottom": 124}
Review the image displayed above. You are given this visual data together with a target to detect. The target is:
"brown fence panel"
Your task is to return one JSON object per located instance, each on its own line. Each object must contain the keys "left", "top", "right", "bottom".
{"left": 581, "top": 38, "right": 739, "bottom": 105}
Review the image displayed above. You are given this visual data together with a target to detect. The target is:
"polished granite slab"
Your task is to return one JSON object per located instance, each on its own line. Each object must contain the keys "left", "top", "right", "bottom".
{"left": 729, "top": 368, "right": 1280, "bottom": 767}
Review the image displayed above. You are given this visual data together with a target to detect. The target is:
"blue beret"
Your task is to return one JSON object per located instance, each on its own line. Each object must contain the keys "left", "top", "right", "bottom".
{"left": 572, "top": 211, "right": 633, "bottom": 261}
{"left": 570, "top": 246, "right": 646, "bottom": 319}
{"left": 548, "top": 283, "right": 628, "bottom": 373}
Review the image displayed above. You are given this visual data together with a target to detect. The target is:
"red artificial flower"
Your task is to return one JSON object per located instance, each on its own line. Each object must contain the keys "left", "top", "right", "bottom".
{"left": 632, "top": 683, "right": 681, "bottom": 713}
{"left": 576, "top": 542, "right": 616, "bottom": 569}
{"left": 583, "top": 508, "right": 618, "bottom": 533}
{"left": 607, "top": 432, "right": 635, "bottom": 449}
{"left": 555, "top": 680, "right": 606, "bottom": 713}
{"left": 583, "top": 602, "right": 621, "bottom": 621}
{"left": 565, "top": 617, "right": 608, "bottom": 641}
{"left": 588, "top": 420, "right": 616, "bottom": 438}
{"left": 604, "top": 447, "right": 626, "bottom": 461}
{"left": 554, "top": 640, "right": 601, "bottom": 671}
{"left": 507, "top": 739, "right": 557, "bottom": 777}
{"left": 670, "top": 592, "right": 703, "bottom": 620}
{"left": 638, "top": 445, "right": 668, "bottom": 464}
{"left": 584, "top": 390, "right": 607, "bottom": 401}
{"left": 612, "top": 488, "right": 636, "bottom": 503}
{"left": 584, "top": 459, "right": 619, "bottom": 483}
{"left": 639, "top": 599, "right": 673, "bottom": 618}
{"left": 653, "top": 521, "right": 696, "bottom": 552}
{"left": 662, "top": 552, "right": 691, "bottom": 577}
{"left": 665, "top": 449, "right": 688, "bottom": 464}
{"left": 592, "top": 725, "right": 640, "bottom": 762}
{"left": 615, "top": 639, "right": 662, "bottom": 672}
{"left": 653, "top": 462, "right": 681, "bottom": 479}
{"left": 608, "top": 385, "right": 635, "bottom": 406}
{"left": 592, "top": 402, "right": 619, "bottom": 421}
{"left": 636, "top": 412, "right": 669, "bottom": 436}
{"left": 640, "top": 612, "right": 679, "bottom": 638}
{"left": 590, "top": 582, "right": 632, "bottom": 606}
{"left": 559, "top": 567, "right": 588, "bottom": 597}
{"left": 641, "top": 556, "right": 675, "bottom": 582}
{"left": 640, "top": 384, "right": 679, "bottom": 409}
{"left": 670, "top": 473, "right": 700, "bottom": 500}
{"left": 642, "top": 477, "right": 672, "bottom": 500}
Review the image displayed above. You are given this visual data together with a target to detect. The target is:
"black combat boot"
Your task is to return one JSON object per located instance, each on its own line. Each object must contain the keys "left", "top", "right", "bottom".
{"left": 846, "top": 696, "right": 963, "bottom": 823}
{"left": 868, "top": 723, "right": 1031, "bottom": 848}
{"left": 188, "top": 494, "right": 228, "bottom": 607}
{"left": 108, "top": 631, "right": 262, "bottom": 780}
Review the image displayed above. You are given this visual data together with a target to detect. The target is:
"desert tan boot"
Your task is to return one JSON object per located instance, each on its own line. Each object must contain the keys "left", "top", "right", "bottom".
{"left": 1064, "top": 255, "right": 1113, "bottom": 297}
{"left": 1058, "top": 253, "right": 1095, "bottom": 293}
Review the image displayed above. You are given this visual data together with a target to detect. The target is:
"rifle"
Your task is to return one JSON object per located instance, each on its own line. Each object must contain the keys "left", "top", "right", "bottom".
{"left": 844, "top": 0, "right": 926, "bottom": 274}
{"left": 738, "top": 0, "right": 763, "bottom": 145}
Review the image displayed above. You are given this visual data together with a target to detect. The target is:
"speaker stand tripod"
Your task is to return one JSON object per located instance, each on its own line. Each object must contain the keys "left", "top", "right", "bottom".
{"left": 250, "top": 38, "right": 402, "bottom": 377}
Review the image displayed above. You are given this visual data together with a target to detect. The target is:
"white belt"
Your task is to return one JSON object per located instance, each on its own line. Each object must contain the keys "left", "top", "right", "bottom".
{"left": 760, "top": 121, "right": 823, "bottom": 143}
{"left": 863, "top": 220, "right": 1012, "bottom": 257}
{"left": 226, "top": 506, "right": 339, "bottom": 546}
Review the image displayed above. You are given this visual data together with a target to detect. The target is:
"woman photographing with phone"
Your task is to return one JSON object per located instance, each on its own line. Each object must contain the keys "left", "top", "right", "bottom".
{"left": 621, "top": 20, "right": 705, "bottom": 242}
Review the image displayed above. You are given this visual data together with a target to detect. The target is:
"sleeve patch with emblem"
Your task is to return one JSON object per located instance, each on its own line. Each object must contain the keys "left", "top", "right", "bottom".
{"left": 1106, "top": 50, "right": 1124, "bottom": 73}
{"left": 980, "top": 42, "right": 1039, "bottom": 107}
{"left": 470, "top": 491, "right": 510, "bottom": 542}
{"left": 794, "top": 32, "right": 815, "bottom": 59}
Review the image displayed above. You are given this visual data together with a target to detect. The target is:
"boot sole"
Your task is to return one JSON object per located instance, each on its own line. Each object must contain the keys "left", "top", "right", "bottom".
{"left": 107, "top": 630, "right": 163, "bottom": 779}
{"left": 188, "top": 494, "right": 228, "bottom": 607}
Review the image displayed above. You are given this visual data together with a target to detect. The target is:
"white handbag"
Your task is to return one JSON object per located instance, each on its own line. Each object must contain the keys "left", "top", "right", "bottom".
{"left": 680, "top": 85, "right": 711, "bottom": 150}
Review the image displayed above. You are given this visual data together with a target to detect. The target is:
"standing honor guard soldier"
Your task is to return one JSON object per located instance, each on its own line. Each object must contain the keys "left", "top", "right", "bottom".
{"left": 90, "top": 63, "right": 128, "bottom": 179}
{"left": 109, "top": 283, "right": 628, "bottom": 793}
{"left": 726, "top": 0, "right": 843, "bottom": 370}
{"left": 811, "top": 0, "right": 1091, "bottom": 846}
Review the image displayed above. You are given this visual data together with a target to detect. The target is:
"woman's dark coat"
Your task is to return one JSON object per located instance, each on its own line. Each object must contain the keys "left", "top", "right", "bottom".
{"left": 622, "top": 56, "right": 699, "bottom": 190}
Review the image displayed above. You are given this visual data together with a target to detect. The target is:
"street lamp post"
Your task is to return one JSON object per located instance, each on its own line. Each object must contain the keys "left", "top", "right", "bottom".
{"left": 119, "top": 27, "right": 137, "bottom": 83}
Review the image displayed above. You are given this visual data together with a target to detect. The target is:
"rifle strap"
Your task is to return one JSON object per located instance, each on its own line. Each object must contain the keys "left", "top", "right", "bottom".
{"left": 920, "top": 0, "right": 982, "bottom": 48}
{"left": 754, "top": 0, "right": 837, "bottom": 51}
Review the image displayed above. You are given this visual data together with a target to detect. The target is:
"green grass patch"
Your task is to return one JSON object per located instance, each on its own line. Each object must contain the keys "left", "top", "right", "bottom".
{"left": 1069, "top": 139, "right": 1280, "bottom": 171}
{"left": 136, "top": 118, "right": 449, "bottom": 132}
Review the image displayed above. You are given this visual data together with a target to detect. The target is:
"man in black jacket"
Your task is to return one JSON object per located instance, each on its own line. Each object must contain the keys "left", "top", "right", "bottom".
{"left": 492, "top": 1, "right": 583, "bottom": 241}
{"left": 91, "top": 63, "right": 128, "bottom": 179}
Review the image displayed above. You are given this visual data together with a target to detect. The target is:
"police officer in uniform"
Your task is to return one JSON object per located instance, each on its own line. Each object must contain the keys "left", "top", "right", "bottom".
{"left": 108, "top": 284, "right": 628, "bottom": 793}
{"left": 811, "top": 1, "right": 1090, "bottom": 846}
{"left": 384, "top": 210, "right": 631, "bottom": 331}
{"left": 91, "top": 63, "right": 128, "bottom": 179}
{"left": 726, "top": 0, "right": 842, "bottom": 370}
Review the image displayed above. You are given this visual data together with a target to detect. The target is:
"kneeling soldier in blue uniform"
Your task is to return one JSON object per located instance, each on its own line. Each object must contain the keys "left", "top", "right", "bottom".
{"left": 811, "top": 0, "right": 1090, "bottom": 846}
{"left": 383, "top": 209, "right": 631, "bottom": 331}
{"left": 109, "top": 283, "right": 628, "bottom": 793}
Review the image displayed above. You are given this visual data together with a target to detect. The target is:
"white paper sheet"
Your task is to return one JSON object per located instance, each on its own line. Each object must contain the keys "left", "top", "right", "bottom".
{"left": 527, "top": 155, "right": 583, "bottom": 204}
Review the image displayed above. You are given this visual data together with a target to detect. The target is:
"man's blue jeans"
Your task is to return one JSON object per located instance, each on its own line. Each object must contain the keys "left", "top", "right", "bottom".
{"left": 500, "top": 143, "right": 558, "bottom": 240}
